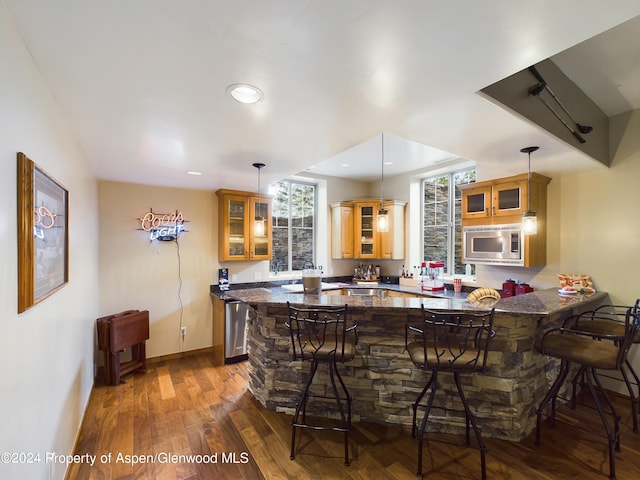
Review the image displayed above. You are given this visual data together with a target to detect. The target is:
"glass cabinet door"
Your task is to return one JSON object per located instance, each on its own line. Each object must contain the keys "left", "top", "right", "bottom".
{"left": 493, "top": 181, "right": 526, "bottom": 217}
{"left": 355, "top": 202, "right": 379, "bottom": 258}
{"left": 225, "top": 196, "right": 249, "bottom": 260}
{"left": 461, "top": 185, "right": 492, "bottom": 219}
{"left": 250, "top": 197, "right": 272, "bottom": 260}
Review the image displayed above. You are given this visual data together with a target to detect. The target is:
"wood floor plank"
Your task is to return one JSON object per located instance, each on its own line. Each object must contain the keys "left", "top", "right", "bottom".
{"left": 67, "top": 351, "right": 640, "bottom": 480}
{"left": 158, "top": 366, "right": 177, "bottom": 400}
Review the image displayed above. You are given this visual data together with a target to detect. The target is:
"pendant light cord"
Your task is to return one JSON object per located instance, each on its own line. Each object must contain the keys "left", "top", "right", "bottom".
{"left": 381, "top": 134, "right": 385, "bottom": 205}
{"left": 527, "top": 151, "right": 531, "bottom": 210}
{"left": 520, "top": 146, "right": 538, "bottom": 211}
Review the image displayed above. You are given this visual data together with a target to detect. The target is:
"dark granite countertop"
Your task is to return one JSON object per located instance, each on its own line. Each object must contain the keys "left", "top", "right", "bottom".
{"left": 211, "top": 282, "right": 608, "bottom": 316}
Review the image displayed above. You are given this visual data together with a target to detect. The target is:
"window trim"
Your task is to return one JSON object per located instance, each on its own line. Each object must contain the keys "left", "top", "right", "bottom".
{"left": 421, "top": 167, "right": 475, "bottom": 276}
{"left": 270, "top": 179, "right": 318, "bottom": 275}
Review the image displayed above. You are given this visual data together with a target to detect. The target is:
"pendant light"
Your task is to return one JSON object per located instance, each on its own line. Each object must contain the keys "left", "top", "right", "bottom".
{"left": 520, "top": 146, "right": 539, "bottom": 235}
{"left": 377, "top": 134, "right": 389, "bottom": 232}
{"left": 253, "top": 162, "right": 266, "bottom": 236}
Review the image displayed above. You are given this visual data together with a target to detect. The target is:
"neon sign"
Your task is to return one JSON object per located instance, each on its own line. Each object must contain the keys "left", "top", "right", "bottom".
{"left": 138, "top": 209, "right": 188, "bottom": 241}
{"left": 34, "top": 206, "right": 57, "bottom": 239}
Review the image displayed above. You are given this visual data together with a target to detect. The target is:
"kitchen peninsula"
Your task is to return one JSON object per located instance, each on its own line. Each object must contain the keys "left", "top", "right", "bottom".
{"left": 216, "top": 284, "right": 607, "bottom": 441}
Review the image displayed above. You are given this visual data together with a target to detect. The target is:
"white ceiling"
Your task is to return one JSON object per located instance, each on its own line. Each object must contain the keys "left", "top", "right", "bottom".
{"left": 4, "top": 1, "right": 640, "bottom": 190}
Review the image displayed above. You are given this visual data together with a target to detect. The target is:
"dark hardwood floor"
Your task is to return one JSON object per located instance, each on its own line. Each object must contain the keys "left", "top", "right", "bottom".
{"left": 67, "top": 350, "right": 640, "bottom": 479}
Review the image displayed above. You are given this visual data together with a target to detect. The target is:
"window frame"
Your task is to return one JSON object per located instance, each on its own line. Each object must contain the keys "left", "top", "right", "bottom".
{"left": 421, "top": 167, "right": 476, "bottom": 276}
{"left": 270, "top": 179, "right": 317, "bottom": 274}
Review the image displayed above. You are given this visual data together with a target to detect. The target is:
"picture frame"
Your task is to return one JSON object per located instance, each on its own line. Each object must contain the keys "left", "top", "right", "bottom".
{"left": 17, "top": 152, "right": 69, "bottom": 313}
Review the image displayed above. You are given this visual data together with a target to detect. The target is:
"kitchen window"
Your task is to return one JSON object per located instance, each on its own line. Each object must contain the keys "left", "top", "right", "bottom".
{"left": 270, "top": 180, "right": 316, "bottom": 273}
{"left": 422, "top": 168, "right": 475, "bottom": 275}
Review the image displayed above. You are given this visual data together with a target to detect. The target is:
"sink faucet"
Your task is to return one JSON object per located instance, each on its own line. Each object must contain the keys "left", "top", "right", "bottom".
{"left": 272, "top": 261, "right": 281, "bottom": 275}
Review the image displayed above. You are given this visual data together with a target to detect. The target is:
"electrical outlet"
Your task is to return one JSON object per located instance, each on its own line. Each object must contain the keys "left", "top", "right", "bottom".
{"left": 180, "top": 326, "right": 187, "bottom": 336}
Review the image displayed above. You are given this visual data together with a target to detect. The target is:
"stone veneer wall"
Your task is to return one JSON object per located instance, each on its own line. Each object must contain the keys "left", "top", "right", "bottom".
{"left": 246, "top": 302, "right": 576, "bottom": 442}
{"left": 272, "top": 217, "right": 314, "bottom": 271}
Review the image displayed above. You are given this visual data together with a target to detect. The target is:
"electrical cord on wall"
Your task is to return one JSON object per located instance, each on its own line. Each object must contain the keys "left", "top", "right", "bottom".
{"left": 175, "top": 236, "right": 185, "bottom": 351}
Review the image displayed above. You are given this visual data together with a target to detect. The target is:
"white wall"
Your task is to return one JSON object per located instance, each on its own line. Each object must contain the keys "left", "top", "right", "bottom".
{"left": 98, "top": 181, "right": 216, "bottom": 357}
{"left": 0, "top": 4, "right": 99, "bottom": 480}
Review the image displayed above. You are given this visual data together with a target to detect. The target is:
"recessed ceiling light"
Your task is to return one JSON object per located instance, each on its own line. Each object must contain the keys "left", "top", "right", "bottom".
{"left": 340, "top": 163, "right": 350, "bottom": 168}
{"left": 226, "top": 84, "right": 264, "bottom": 104}
{"left": 186, "top": 170, "right": 202, "bottom": 176}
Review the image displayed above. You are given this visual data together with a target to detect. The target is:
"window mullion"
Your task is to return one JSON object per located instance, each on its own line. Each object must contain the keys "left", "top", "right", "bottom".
{"left": 287, "top": 183, "right": 293, "bottom": 271}
{"left": 447, "top": 172, "right": 454, "bottom": 274}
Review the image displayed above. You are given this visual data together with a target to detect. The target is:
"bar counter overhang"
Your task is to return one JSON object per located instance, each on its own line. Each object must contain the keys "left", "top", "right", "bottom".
{"left": 218, "top": 285, "right": 607, "bottom": 442}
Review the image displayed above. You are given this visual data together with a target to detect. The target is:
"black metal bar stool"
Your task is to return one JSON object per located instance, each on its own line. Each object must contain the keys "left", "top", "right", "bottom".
{"left": 285, "top": 302, "right": 358, "bottom": 466}
{"left": 568, "top": 300, "right": 640, "bottom": 431}
{"left": 405, "top": 306, "right": 495, "bottom": 479}
{"left": 535, "top": 307, "right": 640, "bottom": 480}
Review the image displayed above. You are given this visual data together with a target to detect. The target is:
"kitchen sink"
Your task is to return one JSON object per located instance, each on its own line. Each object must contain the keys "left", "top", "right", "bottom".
{"left": 346, "top": 288, "right": 386, "bottom": 297}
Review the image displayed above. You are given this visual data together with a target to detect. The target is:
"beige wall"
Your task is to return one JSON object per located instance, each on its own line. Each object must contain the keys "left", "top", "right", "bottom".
{"left": 554, "top": 110, "right": 640, "bottom": 391}
{"left": 98, "top": 181, "right": 216, "bottom": 358}
{"left": 0, "top": 4, "right": 99, "bottom": 480}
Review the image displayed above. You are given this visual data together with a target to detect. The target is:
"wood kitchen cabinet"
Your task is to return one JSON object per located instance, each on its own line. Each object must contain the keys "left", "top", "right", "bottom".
{"left": 459, "top": 172, "right": 551, "bottom": 225}
{"left": 459, "top": 172, "right": 551, "bottom": 267}
{"left": 211, "top": 295, "right": 225, "bottom": 365}
{"left": 331, "top": 199, "right": 406, "bottom": 259}
{"left": 216, "top": 189, "right": 272, "bottom": 261}
{"left": 379, "top": 200, "right": 406, "bottom": 260}
{"left": 331, "top": 201, "right": 354, "bottom": 259}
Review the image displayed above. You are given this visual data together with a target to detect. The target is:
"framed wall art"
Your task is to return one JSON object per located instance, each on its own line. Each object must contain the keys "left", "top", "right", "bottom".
{"left": 17, "top": 152, "right": 69, "bottom": 313}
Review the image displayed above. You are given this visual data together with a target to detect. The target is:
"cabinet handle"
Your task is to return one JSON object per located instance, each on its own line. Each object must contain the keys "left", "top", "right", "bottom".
{"left": 485, "top": 208, "right": 489, "bottom": 216}
{"left": 492, "top": 206, "right": 495, "bottom": 215}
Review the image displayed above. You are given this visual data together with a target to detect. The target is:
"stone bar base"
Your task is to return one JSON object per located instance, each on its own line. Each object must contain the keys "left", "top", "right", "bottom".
{"left": 244, "top": 302, "right": 604, "bottom": 442}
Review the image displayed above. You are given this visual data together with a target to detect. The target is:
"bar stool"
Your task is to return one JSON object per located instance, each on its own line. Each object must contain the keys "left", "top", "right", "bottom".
{"left": 405, "top": 306, "right": 495, "bottom": 479}
{"left": 568, "top": 300, "right": 640, "bottom": 431}
{"left": 535, "top": 307, "right": 640, "bottom": 480}
{"left": 285, "top": 302, "right": 358, "bottom": 465}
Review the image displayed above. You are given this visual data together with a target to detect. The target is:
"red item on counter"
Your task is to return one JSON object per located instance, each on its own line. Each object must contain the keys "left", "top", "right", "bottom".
{"left": 502, "top": 279, "right": 517, "bottom": 298}
{"left": 516, "top": 283, "right": 534, "bottom": 295}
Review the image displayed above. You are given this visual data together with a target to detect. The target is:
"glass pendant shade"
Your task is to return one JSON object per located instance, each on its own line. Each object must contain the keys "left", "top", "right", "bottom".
{"left": 377, "top": 208, "right": 389, "bottom": 232}
{"left": 253, "top": 162, "right": 266, "bottom": 237}
{"left": 520, "top": 146, "right": 539, "bottom": 236}
{"left": 522, "top": 210, "right": 537, "bottom": 235}
{"left": 254, "top": 217, "right": 265, "bottom": 236}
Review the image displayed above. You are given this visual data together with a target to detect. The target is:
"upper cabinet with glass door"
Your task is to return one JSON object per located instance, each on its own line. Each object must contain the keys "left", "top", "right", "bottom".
{"left": 354, "top": 201, "right": 380, "bottom": 259}
{"left": 459, "top": 173, "right": 551, "bottom": 225}
{"left": 249, "top": 195, "right": 272, "bottom": 260}
{"left": 331, "top": 199, "right": 406, "bottom": 259}
{"left": 216, "top": 189, "right": 272, "bottom": 261}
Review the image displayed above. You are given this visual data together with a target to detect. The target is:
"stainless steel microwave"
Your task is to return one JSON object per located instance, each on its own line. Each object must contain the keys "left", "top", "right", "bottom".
{"left": 463, "top": 224, "right": 524, "bottom": 266}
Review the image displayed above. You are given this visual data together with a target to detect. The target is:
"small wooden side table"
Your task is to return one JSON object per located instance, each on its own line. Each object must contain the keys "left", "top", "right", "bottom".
{"left": 97, "top": 310, "right": 149, "bottom": 385}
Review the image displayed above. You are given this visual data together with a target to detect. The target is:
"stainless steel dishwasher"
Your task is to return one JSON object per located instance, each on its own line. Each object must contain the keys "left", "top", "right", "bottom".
{"left": 224, "top": 300, "right": 249, "bottom": 363}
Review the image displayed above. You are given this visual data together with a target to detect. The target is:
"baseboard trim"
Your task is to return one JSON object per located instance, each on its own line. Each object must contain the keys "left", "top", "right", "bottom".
{"left": 147, "top": 346, "right": 215, "bottom": 364}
